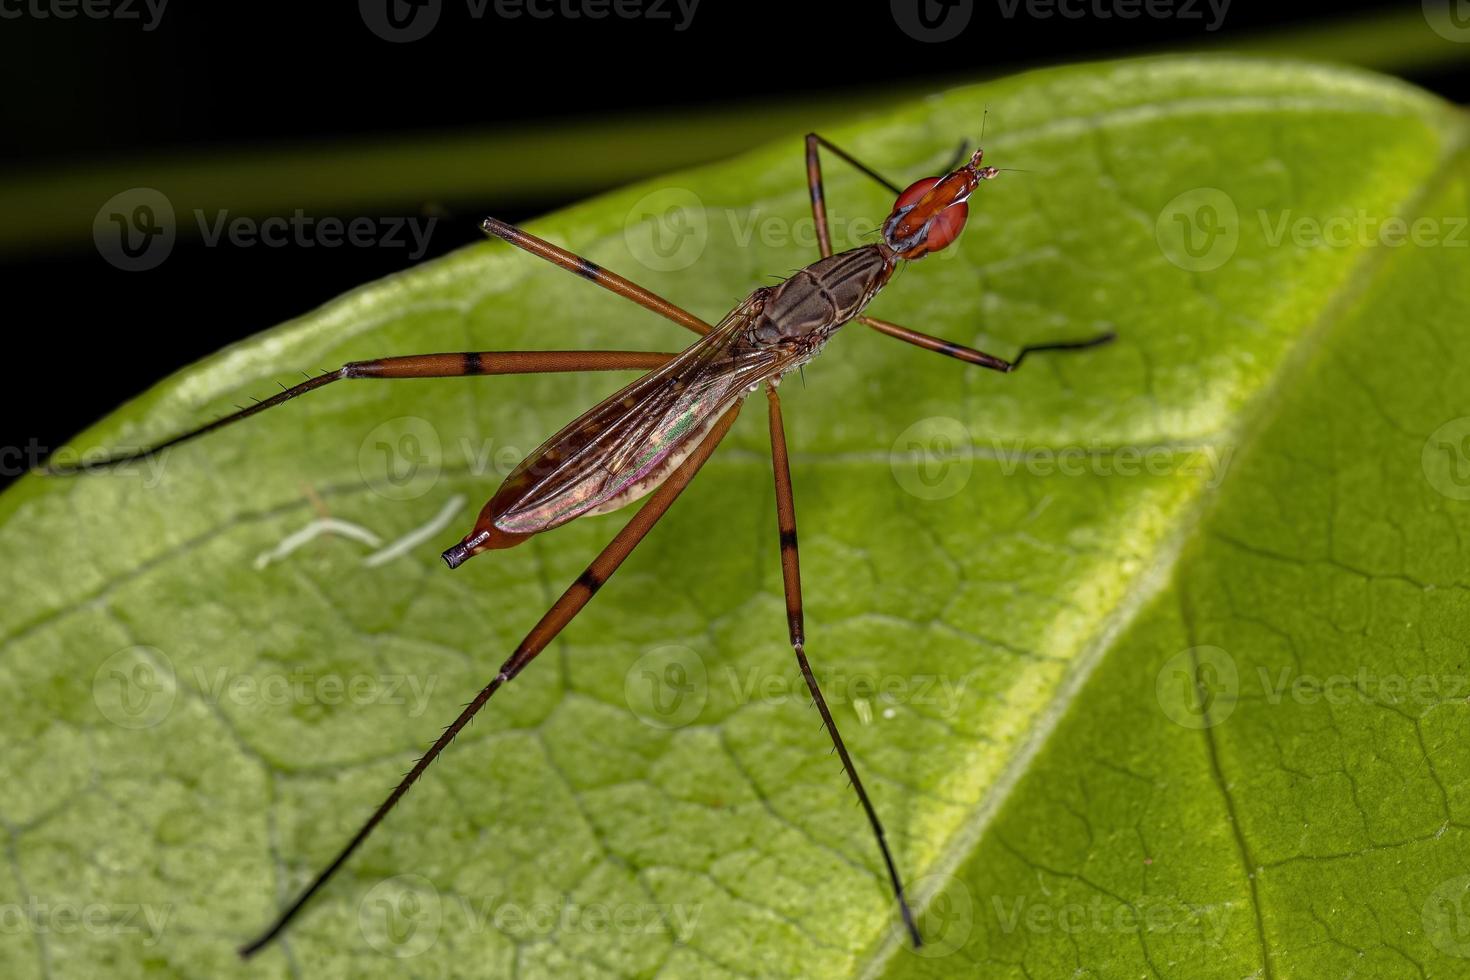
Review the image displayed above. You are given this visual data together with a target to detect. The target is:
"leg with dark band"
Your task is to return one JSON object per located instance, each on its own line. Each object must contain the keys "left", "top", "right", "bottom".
{"left": 40, "top": 350, "right": 676, "bottom": 474}
{"left": 238, "top": 397, "right": 745, "bottom": 959}
{"left": 481, "top": 217, "right": 713, "bottom": 336}
{"left": 764, "top": 382, "right": 921, "bottom": 947}
{"left": 804, "top": 133, "right": 905, "bottom": 260}
{"left": 860, "top": 316, "right": 1115, "bottom": 371}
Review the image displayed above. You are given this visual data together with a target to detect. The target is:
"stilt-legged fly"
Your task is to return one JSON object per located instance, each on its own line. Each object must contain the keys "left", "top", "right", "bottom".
{"left": 46, "top": 131, "right": 1114, "bottom": 956}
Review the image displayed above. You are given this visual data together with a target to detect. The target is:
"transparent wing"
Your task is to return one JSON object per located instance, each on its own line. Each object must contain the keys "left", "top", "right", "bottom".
{"left": 493, "top": 293, "right": 790, "bottom": 535}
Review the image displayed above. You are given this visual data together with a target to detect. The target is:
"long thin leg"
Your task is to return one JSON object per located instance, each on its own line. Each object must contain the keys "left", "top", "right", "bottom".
{"left": 805, "top": 134, "right": 903, "bottom": 260}
{"left": 238, "top": 397, "right": 744, "bottom": 959}
{"left": 41, "top": 350, "right": 677, "bottom": 474}
{"left": 859, "top": 315, "right": 1115, "bottom": 372}
{"left": 806, "top": 133, "right": 904, "bottom": 198}
{"left": 481, "top": 217, "right": 713, "bottom": 336}
{"left": 764, "top": 383, "right": 921, "bottom": 947}
{"left": 805, "top": 133, "right": 905, "bottom": 261}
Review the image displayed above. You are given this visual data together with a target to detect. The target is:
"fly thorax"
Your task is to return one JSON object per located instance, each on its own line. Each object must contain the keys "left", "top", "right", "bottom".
{"left": 753, "top": 246, "right": 894, "bottom": 344}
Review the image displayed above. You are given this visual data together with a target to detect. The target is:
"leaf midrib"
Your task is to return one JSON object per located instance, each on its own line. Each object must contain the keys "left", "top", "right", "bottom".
{"left": 856, "top": 104, "right": 1470, "bottom": 980}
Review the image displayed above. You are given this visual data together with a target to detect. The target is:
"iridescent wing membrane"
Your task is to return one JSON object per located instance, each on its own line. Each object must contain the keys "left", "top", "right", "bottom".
{"left": 493, "top": 293, "right": 790, "bottom": 535}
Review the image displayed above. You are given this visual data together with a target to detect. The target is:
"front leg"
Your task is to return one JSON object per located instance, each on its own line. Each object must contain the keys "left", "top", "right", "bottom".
{"left": 860, "top": 315, "right": 1115, "bottom": 371}
{"left": 804, "top": 133, "right": 903, "bottom": 260}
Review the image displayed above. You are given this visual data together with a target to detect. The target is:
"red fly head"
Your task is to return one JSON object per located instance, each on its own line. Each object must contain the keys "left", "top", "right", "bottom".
{"left": 882, "top": 148, "right": 1000, "bottom": 260}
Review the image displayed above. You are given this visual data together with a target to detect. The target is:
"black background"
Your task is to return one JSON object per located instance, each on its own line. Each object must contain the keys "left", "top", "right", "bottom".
{"left": 2, "top": 0, "right": 1465, "bottom": 482}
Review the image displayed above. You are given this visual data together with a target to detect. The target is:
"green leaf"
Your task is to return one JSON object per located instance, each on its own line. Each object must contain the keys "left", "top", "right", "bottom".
{"left": 3, "top": 57, "right": 1468, "bottom": 978}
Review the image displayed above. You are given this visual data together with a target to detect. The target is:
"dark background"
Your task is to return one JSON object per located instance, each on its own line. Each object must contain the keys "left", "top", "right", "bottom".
{"left": 2, "top": 0, "right": 1466, "bottom": 484}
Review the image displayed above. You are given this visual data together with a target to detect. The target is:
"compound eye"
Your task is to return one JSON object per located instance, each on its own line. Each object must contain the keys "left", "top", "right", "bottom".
{"left": 893, "top": 176, "right": 942, "bottom": 211}
{"left": 921, "top": 202, "right": 969, "bottom": 253}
